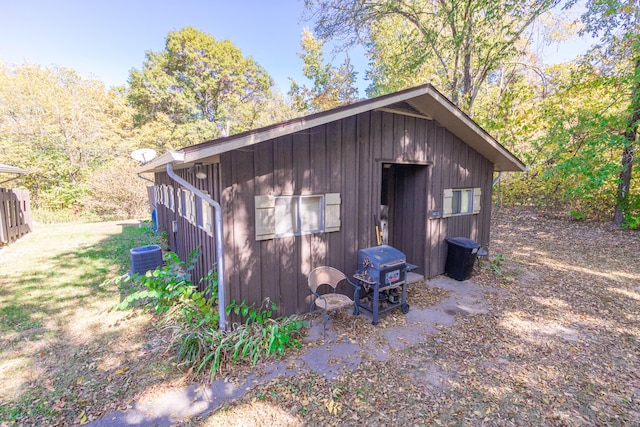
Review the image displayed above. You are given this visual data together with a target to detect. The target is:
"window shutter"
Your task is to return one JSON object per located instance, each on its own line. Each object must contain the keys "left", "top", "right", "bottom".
{"left": 167, "top": 186, "right": 174, "bottom": 211}
{"left": 200, "top": 197, "right": 214, "bottom": 236}
{"left": 177, "top": 190, "right": 183, "bottom": 216}
{"left": 472, "top": 187, "right": 482, "bottom": 214}
{"left": 325, "top": 193, "right": 341, "bottom": 232}
{"left": 255, "top": 195, "right": 275, "bottom": 241}
{"left": 162, "top": 185, "right": 169, "bottom": 206}
{"left": 443, "top": 189, "right": 453, "bottom": 218}
{"left": 157, "top": 185, "right": 164, "bottom": 206}
{"left": 188, "top": 192, "right": 197, "bottom": 224}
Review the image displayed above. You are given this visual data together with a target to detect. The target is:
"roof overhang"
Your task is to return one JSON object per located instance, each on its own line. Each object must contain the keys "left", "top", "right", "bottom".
{"left": 138, "top": 84, "right": 526, "bottom": 174}
{"left": 0, "top": 164, "right": 29, "bottom": 175}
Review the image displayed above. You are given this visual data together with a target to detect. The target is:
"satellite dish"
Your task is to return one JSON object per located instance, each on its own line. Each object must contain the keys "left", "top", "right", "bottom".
{"left": 131, "top": 148, "right": 157, "bottom": 163}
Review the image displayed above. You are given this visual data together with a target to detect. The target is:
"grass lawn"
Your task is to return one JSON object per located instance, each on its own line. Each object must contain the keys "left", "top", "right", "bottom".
{"left": 0, "top": 221, "right": 181, "bottom": 425}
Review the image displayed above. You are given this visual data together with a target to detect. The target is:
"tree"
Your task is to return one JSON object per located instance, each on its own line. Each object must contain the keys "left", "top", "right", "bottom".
{"left": 83, "top": 158, "right": 150, "bottom": 220}
{"left": 304, "top": 0, "right": 560, "bottom": 114}
{"left": 573, "top": 0, "right": 640, "bottom": 226}
{"left": 0, "top": 63, "right": 135, "bottom": 216}
{"left": 128, "top": 26, "right": 275, "bottom": 147}
{"left": 503, "top": 60, "right": 630, "bottom": 217}
{"left": 288, "top": 28, "right": 359, "bottom": 113}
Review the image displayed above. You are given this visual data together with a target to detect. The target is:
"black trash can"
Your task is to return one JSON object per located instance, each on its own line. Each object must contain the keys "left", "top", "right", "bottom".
{"left": 445, "top": 237, "right": 481, "bottom": 281}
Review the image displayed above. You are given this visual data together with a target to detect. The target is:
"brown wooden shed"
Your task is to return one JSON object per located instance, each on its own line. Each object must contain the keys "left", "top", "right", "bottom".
{"left": 140, "top": 84, "right": 525, "bottom": 320}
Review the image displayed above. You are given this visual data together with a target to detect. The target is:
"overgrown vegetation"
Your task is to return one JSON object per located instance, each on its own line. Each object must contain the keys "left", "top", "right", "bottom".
{"left": 116, "top": 250, "right": 306, "bottom": 380}
{"left": 479, "top": 253, "right": 506, "bottom": 277}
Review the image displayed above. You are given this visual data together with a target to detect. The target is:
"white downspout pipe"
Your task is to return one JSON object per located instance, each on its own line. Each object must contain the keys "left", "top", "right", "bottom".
{"left": 166, "top": 161, "right": 227, "bottom": 331}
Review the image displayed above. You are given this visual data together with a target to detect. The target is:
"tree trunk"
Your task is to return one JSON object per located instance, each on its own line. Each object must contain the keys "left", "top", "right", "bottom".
{"left": 613, "top": 144, "right": 635, "bottom": 225}
{"left": 613, "top": 57, "right": 640, "bottom": 226}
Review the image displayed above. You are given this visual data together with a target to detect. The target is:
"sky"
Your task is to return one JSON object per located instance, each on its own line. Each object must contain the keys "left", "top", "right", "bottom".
{"left": 0, "top": 0, "right": 593, "bottom": 96}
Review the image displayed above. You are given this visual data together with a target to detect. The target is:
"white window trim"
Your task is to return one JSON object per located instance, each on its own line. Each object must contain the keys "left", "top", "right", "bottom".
{"left": 196, "top": 193, "right": 214, "bottom": 236}
{"left": 443, "top": 187, "right": 481, "bottom": 218}
{"left": 167, "top": 185, "right": 175, "bottom": 212}
{"left": 185, "top": 191, "right": 196, "bottom": 225}
{"left": 255, "top": 193, "right": 341, "bottom": 241}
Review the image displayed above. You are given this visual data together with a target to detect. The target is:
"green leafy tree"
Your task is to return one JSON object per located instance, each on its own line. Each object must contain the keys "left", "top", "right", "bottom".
{"left": 288, "top": 28, "right": 359, "bottom": 113}
{"left": 0, "top": 63, "right": 135, "bottom": 217}
{"left": 82, "top": 158, "right": 150, "bottom": 220}
{"left": 304, "top": 0, "right": 560, "bottom": 114}
{"left": 499, "top": 60, "right": 629, "bottom": 217}
{"left": 572, "top": 0, "right": 640, "bottom": 226}
{"left": 128, "top": 26, "right": 275, "bottom": 148}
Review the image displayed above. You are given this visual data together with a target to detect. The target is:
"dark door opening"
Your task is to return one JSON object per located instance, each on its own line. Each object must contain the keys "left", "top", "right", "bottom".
{"left": 380, "top": 163, "right": 427, "bottom": 270}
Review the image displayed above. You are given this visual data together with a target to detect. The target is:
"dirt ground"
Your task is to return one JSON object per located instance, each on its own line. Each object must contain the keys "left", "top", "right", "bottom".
{"left": 203, "top": 208, "right": 640, "bottom": 426}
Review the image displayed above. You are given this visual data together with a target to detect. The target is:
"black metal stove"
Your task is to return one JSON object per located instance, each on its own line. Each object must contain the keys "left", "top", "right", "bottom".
{"left": 353, "top": 245, "right": 417, "bottom": 325}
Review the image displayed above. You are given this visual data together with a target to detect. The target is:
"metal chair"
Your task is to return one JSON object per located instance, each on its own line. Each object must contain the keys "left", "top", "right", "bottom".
{"left": 307, "top": 266, "right": 360, "bottom": 338}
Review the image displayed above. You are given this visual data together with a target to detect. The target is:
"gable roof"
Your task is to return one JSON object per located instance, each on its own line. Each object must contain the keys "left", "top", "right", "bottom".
{"left": 139, "top": 83, "right": 526, "bottom": 173}
{"left": 0, "top": 164, "right": 29, "bottom": 175}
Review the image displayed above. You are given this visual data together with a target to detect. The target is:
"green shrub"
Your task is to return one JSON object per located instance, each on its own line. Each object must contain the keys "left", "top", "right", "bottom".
{"left": 482, "top": 253, "right": 505, "bottom": 276}
{"left": 569, "top": 209, "right": 587, "bottom": 221}
{"left": 116, "top": 250, "right": 306, "bottom": 380}
{"left": 115, "top": 249, "right": 219, "bottom": 329}
{"left": 622, "top": 194, "right": 640, "bottom": 230}
{"left": 174, "top": 298, "right": 305, "bottom": 380}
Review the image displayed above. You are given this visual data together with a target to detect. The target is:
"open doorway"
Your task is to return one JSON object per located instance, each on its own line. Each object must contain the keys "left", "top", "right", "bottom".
{"left": 379, "top": 163, "right": 427, "bottom": 269}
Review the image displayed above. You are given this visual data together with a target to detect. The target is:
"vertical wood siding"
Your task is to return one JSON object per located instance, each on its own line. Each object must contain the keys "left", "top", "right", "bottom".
{"left": 0, "top": 188, "right": 32, "bottom": 244}
{"left": 154, "top": 163, "right": 222, "bottom": 288}
{"left": 154, "top": 110, "right": 494, "bottom": 316}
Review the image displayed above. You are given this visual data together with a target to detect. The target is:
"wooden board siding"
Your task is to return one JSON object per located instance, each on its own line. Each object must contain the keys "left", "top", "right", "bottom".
{"left": 0, "top": 188, "right": 32, "bottom": 244}
{"left": 217, "top": 110, "right": 494, "bottom": 315}
{"left": 154, "top": 109, "right": 494, "bottom": 316}
{"left": 154, "top": 163, "right": 222, "bottom": 288}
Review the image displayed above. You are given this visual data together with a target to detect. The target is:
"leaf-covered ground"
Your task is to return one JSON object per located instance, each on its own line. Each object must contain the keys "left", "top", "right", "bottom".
{"left": 2, "top": 210, "right": 638, "bottom": 426}
{"left": 203, "top": 208, "right": 640, "bottom": 426}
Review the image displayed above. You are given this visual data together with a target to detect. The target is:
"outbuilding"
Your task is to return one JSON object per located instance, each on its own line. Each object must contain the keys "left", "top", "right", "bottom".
{"left": 140, "top": 84, "right": 525, "bottom": 322}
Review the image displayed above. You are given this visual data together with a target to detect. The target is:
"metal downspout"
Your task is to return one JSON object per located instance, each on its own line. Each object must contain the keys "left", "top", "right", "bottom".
{"left": 492, "top": 172, "right": 503, "bottom": 187}
{"left": 166, "top": 162, "right": 227, "bottom": 331}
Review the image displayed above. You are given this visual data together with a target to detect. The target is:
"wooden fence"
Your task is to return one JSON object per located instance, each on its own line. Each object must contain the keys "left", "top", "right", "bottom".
{"left": 0, "top": 188, "right": 32, "bottom": 244}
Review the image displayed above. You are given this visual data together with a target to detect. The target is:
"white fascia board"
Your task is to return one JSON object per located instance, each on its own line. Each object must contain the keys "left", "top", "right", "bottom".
{"left": 137, "top": 151, "right": 186, "bottom": 174}
{"left": 0, "top": 164, "right": 29, "bottom": 174}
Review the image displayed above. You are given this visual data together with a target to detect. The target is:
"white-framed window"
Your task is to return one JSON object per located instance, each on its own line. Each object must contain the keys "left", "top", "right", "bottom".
{"left": 197, "top": 195, "right": 214, "bottom": 236}
{"left": 155, "top": 185, "right": 165, "bottom": 207}
{"left": 274, "top": 195, "right": 323, "bottom": 237}
{"left": 177, "top": 189, "right": 196, "bottom": 224}
{"left": 166, "top": 185, "right": 175, "bottom": 211}
{"left": 255, "top": 193, "right": 341, "bottom": 241}
{"left": 185, "top": 191, "right": 196, "bottom": 225}
{"left": 443, "top": 188, "right": 481, "bottom": 218}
